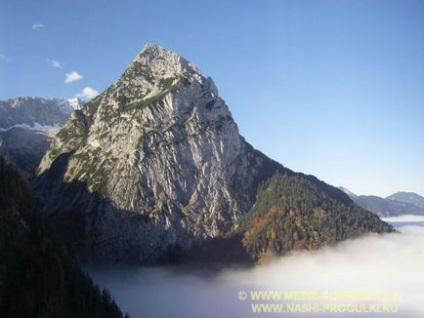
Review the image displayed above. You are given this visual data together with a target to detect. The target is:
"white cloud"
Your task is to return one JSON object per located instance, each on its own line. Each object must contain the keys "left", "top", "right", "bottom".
{"left": 0, "top": 54, "right": 9, "bottom": 63}
{"left": 88, "top": 223, "right": 424, "bottom": 318}
{"left": 32, "top": 23, "right": 45, "bottom": 30}
{"left": 65, "top": 71, "right": 83, "bottom": 83}
{"left": 76, "top": 87, "right": 99, "bottom": 100}
{"left": 47, "top": 59, "right": 62, "bottom": 69}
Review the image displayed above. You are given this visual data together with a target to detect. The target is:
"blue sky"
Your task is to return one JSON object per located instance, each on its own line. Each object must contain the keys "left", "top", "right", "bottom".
{"left": 1, "top": 0, "right": 423, "bottom": 197}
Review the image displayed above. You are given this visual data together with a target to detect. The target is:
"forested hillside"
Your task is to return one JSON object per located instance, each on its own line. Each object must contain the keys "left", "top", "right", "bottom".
{"left": 0, "top": 158, "right": 127, "bottom": 318}
{"left": 240, "top": 172, "right": 394, "bottom": 263}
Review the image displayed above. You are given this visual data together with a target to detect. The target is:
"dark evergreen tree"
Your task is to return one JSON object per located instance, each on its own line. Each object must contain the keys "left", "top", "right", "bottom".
{"left": 0, "top": 158, "right": 129, "bottom": 318}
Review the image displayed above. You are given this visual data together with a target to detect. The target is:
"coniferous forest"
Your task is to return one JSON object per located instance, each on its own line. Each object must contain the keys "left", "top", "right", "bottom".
{"left": 0, "top": 158, "right": 128, "bottom": 318}
{"left": 240, "top": 172, "right": 393, "bottom": 263}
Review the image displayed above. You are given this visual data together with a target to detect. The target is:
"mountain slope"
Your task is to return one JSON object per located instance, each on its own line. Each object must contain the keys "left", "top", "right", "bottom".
{"left": 338, "top": 186, "right": 357, "bottom": 198}
{"left": 35, "top": 43, "right": 393, "bottom": 264}
{"left": 0, "top": 128, "right": 52, "bottom": 179}
{"left": 386, "top": 192, "right": 424, "bottom": 209}
{"left": 240, "top": 173, "right": 392, "bottom": 263}
{"left": 0, "top": 158, "right": 127, "bottom": 317}
{"left": 339, "top": 187, "right": 424, "bottom": 217}
{"left": 354, "top": 195, "right": 424, "bottom": 217}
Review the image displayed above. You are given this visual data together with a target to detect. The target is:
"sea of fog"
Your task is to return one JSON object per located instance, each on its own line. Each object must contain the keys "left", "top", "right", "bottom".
{"left": 86, "top": 215, "right": 424, "bottom": 318}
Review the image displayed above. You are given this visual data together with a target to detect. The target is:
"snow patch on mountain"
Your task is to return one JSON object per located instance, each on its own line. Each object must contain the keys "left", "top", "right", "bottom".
{"left": 0, "top": 123, "right": 61, "bottom": 132}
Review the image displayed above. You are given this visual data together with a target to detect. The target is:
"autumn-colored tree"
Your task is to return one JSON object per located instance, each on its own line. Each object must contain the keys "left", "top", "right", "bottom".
{"left": 239, "top": 172, "right": 393, "bottom": 262}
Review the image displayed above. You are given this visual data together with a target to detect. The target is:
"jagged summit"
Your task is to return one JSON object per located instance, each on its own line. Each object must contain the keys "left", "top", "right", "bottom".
{"left": 96, "top": 43, "right": 216, "bottom": 119}
{"left": 121, "top": 43, "right": 203, "bottom": 86}
{"left": 129, "top": 43, "right": 202, "bottom": 78}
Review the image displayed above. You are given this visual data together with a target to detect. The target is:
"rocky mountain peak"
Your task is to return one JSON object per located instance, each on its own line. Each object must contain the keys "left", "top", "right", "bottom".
{"left": 35, "top": 43, "right": 392, "bottom": 264}
{"left": 97, "top": 44, "right": 213, "bottom": 119}
{"left": 131, "top": 43, "right": 201, "bottom": 79}
{"left": 36, "top": 43, "right": 275, "bottom": 263}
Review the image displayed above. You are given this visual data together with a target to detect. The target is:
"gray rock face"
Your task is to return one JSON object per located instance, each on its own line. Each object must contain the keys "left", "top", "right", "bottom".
{"left": 36, "top": 44, "right": 279, "bottom": 264}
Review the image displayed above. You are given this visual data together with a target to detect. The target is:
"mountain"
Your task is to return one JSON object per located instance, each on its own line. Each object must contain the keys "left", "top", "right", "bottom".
{"left": 339, "top": 187, "right": 424, "bottom": 217}
{"left": 354, "top": 195, "right": 424, "bottom": 217}
{"left": 0, "top": 158, "right": 127, "bottom": 317}
{"left": 338, "top": 186, "right": 357, "bottom": 198}
{"left": 35, "top": 43, "right": 393, "bottom": 264}
{"left": 0, "top": 128, "right": 52, "bottom": 179}
{"left": 386, "top": 192, "right": 424, "bottom": 209}
{"left": 0, "top": 97, "right": 80, "bottom": 178}
{"left": 241, "top": 174, "right": 392, "bottom": 263}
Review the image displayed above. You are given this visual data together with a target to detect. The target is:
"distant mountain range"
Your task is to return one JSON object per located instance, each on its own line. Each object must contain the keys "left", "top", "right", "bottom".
{"left": 0, "top": 97, "right": 81, "bottom": 178}
{"left": 339, "top": 187, "right": 424, "bottom": 217}
{"left": 386, "top": 192, "right": 424, "bottom": 209}
{"left": 0, "top": 97, "right": 82, "bottom": 131}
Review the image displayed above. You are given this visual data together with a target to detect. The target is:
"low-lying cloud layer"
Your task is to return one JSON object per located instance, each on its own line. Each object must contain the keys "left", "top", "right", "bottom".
{"left": 88, "top": 217, "right": 424, "bottom": 318}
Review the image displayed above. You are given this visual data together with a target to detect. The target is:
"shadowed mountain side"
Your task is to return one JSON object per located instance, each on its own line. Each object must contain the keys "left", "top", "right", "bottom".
{"left": 163, "top": 234, "right": 251, "bottom": 268}
{"left": 0, "top": 158, "right": 127, "bottom": 317}
{"left": 35, "top": 152, "right": 192, "bottom": 265}
{"left": 0, "top": 128, "right": 52, "bottom": 179}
